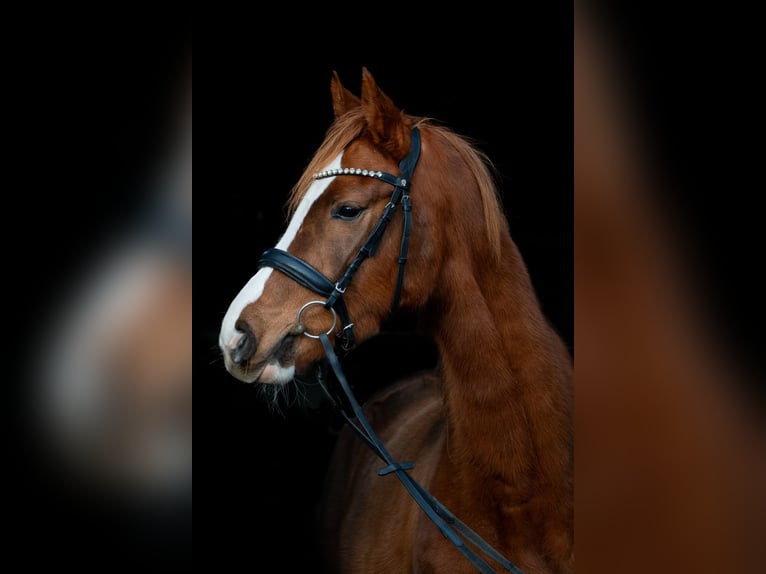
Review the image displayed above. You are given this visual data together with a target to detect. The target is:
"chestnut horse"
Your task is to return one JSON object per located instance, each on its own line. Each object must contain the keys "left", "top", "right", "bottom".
{"left": 219, "top": 69, "right": 573, "bottom": 573}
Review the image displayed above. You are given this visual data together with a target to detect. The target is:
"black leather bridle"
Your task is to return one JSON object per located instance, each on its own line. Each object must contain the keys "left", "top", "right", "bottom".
{"left": 257, "top": 127, "right": 523, "bottom": 574}
{"left": 258, "top": 127, "right": 420, "bottom": 353}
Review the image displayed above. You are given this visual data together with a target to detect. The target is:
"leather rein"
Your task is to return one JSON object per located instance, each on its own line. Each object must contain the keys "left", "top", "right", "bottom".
{"left": 257, "top": 127, "right": 523, "bottom": 574}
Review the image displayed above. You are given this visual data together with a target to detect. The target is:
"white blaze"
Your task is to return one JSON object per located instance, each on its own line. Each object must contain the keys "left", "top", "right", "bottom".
{"left": 219, "top": 153, "right": 343, "bottom": 351}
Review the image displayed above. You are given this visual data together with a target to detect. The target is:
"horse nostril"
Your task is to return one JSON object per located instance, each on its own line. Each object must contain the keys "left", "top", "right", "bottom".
{"left": 231, "top": 320, "right": 257, "bottom": 365}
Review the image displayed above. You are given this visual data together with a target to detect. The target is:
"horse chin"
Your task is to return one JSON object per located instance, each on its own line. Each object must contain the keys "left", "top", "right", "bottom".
{"left": 254, "top": 334, "right": 325, "bottom": 384}
{"left": 225, "top": 360, "right": 294, "bottom": 385}
{"left": 256, "top": 361, "right": 295, "bottom": 385}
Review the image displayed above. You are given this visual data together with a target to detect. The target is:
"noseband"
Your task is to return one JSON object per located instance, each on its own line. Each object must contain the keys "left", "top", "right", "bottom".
{"left": 256, "top": 126, "right": 523, "bottom": 574}
{"left": 258, "top": 126, "right": 421, "bottom": 352}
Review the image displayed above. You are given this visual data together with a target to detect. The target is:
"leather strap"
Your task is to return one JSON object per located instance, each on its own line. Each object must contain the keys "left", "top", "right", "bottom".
{"left": 391, "top": 192, "right": 412, "bottom": 314}
{"left": 259, "top": 248, "right": 335, "bottom": 297}
{"left": 389, "top": 126, "right": 420, "bottom": 314}
{"left": 317, "top": 333, "right": 523, "bottom": 574}
{"left": 259, "top": 248, "right": 355, "bottom": 350}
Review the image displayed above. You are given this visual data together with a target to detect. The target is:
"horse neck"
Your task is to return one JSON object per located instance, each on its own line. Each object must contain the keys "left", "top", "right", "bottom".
{"left": 423, "top": 227, "right": 573, "bottom": 501}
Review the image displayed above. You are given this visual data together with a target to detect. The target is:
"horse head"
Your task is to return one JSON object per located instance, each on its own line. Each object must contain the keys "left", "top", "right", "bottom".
{"left": 219, "top": 68, "right": 447, "bottom": 384}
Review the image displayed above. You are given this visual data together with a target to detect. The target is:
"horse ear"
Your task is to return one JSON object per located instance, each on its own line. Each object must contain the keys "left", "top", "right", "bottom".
{"left": 360, "top": 67, "right": 412, "bottom": 159}
{"left": 331, "top": 70, "right": 361, "bottom": 119}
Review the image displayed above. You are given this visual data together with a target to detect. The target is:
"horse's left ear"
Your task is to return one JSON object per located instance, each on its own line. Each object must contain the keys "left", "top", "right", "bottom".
{"left": 360, "top": 67, "right": 412, "bottom": 160}
{"left": 330, "top": 70, "right": 361, "bottom": 119}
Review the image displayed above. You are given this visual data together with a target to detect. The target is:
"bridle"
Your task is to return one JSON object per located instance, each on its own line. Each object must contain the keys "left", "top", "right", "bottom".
{"left": 258, "top": 127, "right": 420, "bottom": 353}
{"left": 256, "top": 127, "right": 523, "bottom": 574}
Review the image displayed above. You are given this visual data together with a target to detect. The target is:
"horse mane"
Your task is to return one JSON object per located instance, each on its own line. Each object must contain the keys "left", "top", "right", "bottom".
{"left": 287, "top": 108, "right": 505, "bottom": 260}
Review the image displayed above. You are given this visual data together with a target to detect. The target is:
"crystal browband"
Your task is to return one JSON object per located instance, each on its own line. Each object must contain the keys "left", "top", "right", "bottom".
{"left": 314, "top": 167, "right": 384, "bottom": 179}
{"left": 313, "top": 167, "right": 408, "bottom": 189}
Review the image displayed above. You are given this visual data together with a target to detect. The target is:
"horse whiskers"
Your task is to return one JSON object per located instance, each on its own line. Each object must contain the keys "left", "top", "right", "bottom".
{"left": 208, "top": 342, "right": 226, "bottom": 365}
{"left": 292, "top": 374, "right": 321, "bottom": 405}
{"left": 255, "top": 382, "right": 285, "bottom": 415}
{"left": 251, "top": 370, "right": 324, "bottom": 416}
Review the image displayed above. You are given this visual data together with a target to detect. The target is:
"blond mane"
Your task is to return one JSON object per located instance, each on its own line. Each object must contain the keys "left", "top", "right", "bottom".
{"left": 288, "top": 109, "right": 505, "bottom": 260}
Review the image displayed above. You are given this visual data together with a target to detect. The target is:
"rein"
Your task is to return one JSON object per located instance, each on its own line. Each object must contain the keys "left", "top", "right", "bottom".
{"left": 257, "top": 127, "right": 523, "bottom": 574}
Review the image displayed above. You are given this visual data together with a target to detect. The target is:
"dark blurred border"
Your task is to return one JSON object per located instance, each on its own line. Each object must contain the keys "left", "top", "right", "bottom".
{"left": 576, "top": 4, "right": 765, "bottom": 573}
{"left": 4, "top": 15, "right": 192, "bottom": 571}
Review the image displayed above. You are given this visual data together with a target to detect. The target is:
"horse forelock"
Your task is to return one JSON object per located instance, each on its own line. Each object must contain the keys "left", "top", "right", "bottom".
{"left": 288, "top": 112, "right": 505, "bottom": 261}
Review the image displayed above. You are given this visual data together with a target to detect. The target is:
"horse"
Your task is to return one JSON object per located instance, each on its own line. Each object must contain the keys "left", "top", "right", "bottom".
{"left": 219, "top": 68, "right": 573, "bottom": 573}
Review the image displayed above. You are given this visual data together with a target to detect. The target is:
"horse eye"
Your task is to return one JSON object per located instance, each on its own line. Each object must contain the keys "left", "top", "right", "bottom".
{"left": 334, "top": 205, "right": 365, "bottom": 221}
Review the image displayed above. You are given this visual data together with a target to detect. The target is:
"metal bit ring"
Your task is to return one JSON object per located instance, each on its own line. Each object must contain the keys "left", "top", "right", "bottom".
{"left": 296, "top": 300, "right": 337, "bottom": 339}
